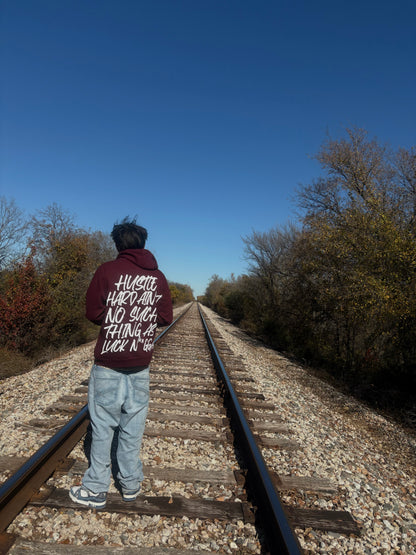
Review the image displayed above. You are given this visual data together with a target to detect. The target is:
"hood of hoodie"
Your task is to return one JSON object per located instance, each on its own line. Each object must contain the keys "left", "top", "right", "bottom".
{"left": 117, "top": 249, "right": 158, "bottom": 270}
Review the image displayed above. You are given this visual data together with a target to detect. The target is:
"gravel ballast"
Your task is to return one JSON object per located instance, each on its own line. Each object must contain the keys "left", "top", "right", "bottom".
{"left": 202, "top": 306, "right": 416, "bottom": 554}
{"left": 0, "top": 303, "right": 415, "bottom": 553}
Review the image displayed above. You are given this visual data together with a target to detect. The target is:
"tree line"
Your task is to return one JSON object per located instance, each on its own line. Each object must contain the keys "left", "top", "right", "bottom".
{"left": 203, "top": 129, "right": 416, "bottom": 411}
{"left": 0, "top": 203, "right": 193, "bottom": 377}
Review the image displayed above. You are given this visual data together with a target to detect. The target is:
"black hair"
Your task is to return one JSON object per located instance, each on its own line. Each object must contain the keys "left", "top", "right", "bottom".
{"left": 111, "top": 217, "right": 148, "bottom": 251}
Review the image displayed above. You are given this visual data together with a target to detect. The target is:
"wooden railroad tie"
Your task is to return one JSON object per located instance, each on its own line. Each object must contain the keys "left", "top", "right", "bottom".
{"left": 0, "top": 455, "right": 359, "bottom": 535}
{"left": 28, "top": 486, "right": 359, "bottom": 535}
{"left": 30, "top": 486, "right": 254, "bottom": 522}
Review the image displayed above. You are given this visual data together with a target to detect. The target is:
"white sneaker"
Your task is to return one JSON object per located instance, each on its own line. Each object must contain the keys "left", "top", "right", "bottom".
{"left": 122, "top": 485, "right": 141, "bottom": 502}
{"left": 69, "top": 485, "right": 107, "bottom": 508}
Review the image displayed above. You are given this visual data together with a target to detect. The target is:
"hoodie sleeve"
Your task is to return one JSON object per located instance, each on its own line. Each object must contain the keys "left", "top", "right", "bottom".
{"left": 156, "top": 272, "right": 173, "bottom": 326}
{"left": 86, "top": 266, "right": 108, "bottom": 325}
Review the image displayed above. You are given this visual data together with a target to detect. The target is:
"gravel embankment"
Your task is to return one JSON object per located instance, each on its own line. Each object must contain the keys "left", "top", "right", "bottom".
{"left": 202, "top": 306, "right": 416, "bottom": 554}
{"left": 1, "top": 303, "right": 415, "bottom": 553}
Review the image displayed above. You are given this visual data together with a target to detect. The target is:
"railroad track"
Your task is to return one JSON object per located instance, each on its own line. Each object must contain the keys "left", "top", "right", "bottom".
{"left": 0, "top": 302, "right": 359, "bottom": 554}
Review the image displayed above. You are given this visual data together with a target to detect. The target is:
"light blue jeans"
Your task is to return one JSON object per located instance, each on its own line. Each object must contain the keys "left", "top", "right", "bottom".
{"left": 82, "top": 364, "right": 149, "bottom": 494}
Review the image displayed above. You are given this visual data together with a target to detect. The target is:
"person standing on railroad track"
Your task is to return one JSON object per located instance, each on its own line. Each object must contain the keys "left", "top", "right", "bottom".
{"left": 69, "top": 217, "right": 173, "bottom": 508}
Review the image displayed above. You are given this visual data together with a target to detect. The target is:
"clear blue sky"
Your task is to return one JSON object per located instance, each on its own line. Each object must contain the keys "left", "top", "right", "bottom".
{"left": 1, "top": 1, "right": 415, "bottom": 296}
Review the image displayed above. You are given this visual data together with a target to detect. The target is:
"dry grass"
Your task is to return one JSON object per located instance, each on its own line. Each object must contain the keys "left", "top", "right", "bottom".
{"left": 0, "top": 347, "right": 33, "bottom": 379}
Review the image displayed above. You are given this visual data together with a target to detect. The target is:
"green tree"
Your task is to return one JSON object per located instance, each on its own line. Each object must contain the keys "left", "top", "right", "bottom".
{"left": 203, "top": 129, "right": 416, "bottom": 408}
{"left": 204, "top": 275, "right": 230, "bottom": 315}
{"left": 169, "top": 282, "right": 194, "bottom": 306}
{"left": 242, "top": 224, "right": 301, "bottom": 347}
{"left": 297, "top": 129, "right": 416, "bottom": 388}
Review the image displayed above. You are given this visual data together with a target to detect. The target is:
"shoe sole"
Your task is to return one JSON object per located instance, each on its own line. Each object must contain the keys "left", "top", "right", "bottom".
{"left": 69, "top": 490, "right": 106, "bottom": 509}
{"left": 122, "top": 490, "right": 140, "bottom": 502}
{"left": 122, "top": 494, "right": 139, "bottom": 502}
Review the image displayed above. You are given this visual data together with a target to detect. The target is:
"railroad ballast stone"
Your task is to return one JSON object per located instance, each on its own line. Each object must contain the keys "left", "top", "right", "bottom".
{"left": 201, "top": 304, "right": 416, "bottom": 554}
{"left": 1, "top": 302, "right": 415, "bottom": 552}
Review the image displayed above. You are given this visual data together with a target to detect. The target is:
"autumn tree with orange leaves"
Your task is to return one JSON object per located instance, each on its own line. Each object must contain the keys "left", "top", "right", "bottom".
{"left": 0, "top": 253, "right": 50, "bottom": 355}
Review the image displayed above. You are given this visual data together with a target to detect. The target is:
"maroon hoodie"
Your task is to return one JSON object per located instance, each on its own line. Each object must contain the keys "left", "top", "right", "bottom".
{"left": 86, "top": 249, "right": 173, "bottom": 369}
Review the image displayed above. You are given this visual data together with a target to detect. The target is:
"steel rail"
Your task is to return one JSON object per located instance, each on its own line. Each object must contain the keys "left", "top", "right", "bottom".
{"left": 0, "top": 406, "right": 89, "bottom": 533}
{"left": 0, "top": 303, "right": 191, "bottom": 534}
{"left": 198, "top": 304, "right": 303, "bottom": 555}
